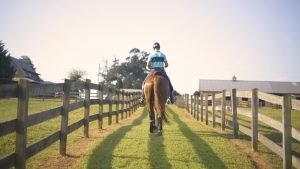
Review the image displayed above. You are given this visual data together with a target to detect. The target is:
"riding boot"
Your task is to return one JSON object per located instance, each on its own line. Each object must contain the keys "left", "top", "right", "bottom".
{"left": 167, "top": 91, "right": 175, "bottom": 104}
{"left": 139, "top": 87, "right": 145, "bottom": 104}
{"left": 139, "top": 93, "right": 145, "bottom": 104}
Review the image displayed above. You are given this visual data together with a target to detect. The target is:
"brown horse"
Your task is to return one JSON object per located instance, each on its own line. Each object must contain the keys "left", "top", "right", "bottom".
{"left": 144, "top": 71, "right": 169, "bottom": 136}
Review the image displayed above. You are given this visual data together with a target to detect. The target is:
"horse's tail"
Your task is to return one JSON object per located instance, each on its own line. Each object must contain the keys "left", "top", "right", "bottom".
{"left": 153, "top": 76, "right": 169, "bottom": 124}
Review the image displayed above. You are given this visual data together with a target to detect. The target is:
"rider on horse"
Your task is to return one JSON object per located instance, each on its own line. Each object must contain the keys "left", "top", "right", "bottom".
{"left": 140, "top": 42, "right": 175, "bottom": 104}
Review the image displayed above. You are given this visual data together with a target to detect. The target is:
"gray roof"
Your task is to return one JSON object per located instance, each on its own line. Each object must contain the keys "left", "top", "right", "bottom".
{"left": 10, "top": 57, "right": 38, "bottom": 75}
{"left": 199, "top": 79, "right": 300, "bottom": 94}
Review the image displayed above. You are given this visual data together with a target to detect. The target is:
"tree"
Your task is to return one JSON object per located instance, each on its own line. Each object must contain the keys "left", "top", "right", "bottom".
{"left": 173, "top": 90, "right": 181, "bottom": 96}
{"left": 21, "top": 56, "right": 36, "bottom": 71}
{"left": 68, "top": 68, "right": 87, "bottom": 81}
{"left": 0, "top": 41, "right": 15, "bottom": 83}
{"left": 116, "top": 78, "right": 123, "bottom": 89}
{"left": 193, "top": 91, "right": 200, "bottom": 96}
{"left": 102, "top": 48, "right": 149, "bottom": 89}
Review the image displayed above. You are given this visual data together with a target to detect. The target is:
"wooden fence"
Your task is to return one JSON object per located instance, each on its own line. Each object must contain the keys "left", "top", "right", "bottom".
{"left": 0, "top": 79, "right": 140, "bottom": 169}
{"left": 175, "top": 89, "right": 300, "bottom": 169}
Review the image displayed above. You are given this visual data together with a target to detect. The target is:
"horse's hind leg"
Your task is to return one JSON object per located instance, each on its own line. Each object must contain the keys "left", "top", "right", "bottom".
{"left": 149, "top": 109, "right": 156, "bottom": 133}
{"left": 145, "top": 83, "right": 156, "bottom": 133}
{"left": 157, "top": 117, "right": 163, "bottom": 136}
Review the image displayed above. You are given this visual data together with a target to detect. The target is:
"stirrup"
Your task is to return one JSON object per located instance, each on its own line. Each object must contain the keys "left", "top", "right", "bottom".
{"left": 167, "top": 97, "right": 175, "bottom": 104}
{"left": 139, "top": 97, "right": 145, "bottom": 104}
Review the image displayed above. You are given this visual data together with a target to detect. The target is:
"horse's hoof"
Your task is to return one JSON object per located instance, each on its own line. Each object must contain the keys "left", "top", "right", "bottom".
{"left": 157, "top": 131, "right": 162, "bottom": 136}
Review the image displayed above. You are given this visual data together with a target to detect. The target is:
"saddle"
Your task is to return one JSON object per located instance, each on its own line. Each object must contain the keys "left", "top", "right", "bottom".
{"left": 152, "top": 70, "right": 165, "bottom": 76}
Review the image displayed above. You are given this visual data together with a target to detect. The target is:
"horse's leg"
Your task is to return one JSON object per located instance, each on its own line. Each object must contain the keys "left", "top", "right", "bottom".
{"left": 149, "top": 108, "right": 155, "bottom": 133}
{"left": 145, "top": 82, "right": 155, "bottom": 133}
{"left": 152, "top": 110, "right": 157, "bottom": 131}
{"left": 157, "top": 117, "right": 163, "bottom": 136}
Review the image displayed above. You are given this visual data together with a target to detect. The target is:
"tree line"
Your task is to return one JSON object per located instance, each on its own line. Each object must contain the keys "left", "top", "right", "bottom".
{"left": 0, "top": 41, "right": 149, "bottom": 89}
{"left": 1, "top": 41, "right": 180, "bottom": 95}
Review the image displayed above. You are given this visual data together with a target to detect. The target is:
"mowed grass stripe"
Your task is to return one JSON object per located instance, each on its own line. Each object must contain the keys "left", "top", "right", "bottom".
{"left": 166, "top": 106, "right": 253, "bottom": 169}
{"left": 80, "top": 108, "right": 151, "bottom": 169}
{"left": 79, "top": 106, "right": 254, "bottom": 169}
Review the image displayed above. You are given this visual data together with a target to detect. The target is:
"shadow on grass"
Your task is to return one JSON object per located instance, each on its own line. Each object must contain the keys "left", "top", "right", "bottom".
{"left": 148, "top": 133, "right": 172, "bottom": 169}
{"left": 86, "top": 109, "right": 148, "bottom": 169}
{"left": 167, "top": 106, "right": 227, "bottom": 169}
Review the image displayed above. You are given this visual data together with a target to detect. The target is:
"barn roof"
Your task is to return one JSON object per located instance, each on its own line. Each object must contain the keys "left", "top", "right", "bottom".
{"left": 10, "top": 57, "right": 39, "bottom": 75}
{"left": 199, "top": 79, "right": 300, "bottom": 94}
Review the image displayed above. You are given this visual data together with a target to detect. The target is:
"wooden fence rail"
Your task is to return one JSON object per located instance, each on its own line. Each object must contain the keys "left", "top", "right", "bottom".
{"left": 175, "top": 89, "right": 300, "bottom": 169}
{"left": 0, "top": 79, "right": 141, "bottom": 169}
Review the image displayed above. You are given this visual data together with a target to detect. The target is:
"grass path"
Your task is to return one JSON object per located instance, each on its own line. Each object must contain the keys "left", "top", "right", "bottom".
{"left": 77, "top": 105, "right": 255, "bottom": 169}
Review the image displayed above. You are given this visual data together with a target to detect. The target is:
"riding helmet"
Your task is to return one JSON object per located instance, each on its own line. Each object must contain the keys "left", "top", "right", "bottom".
{"left": 153, "top": 42, "right": 160, "bottom": 49}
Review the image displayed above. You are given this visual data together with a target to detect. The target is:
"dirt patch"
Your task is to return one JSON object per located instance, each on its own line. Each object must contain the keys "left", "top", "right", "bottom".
{"left": 228, "top": 139, "right": 273, "bottom": 169}
{"left": 39, "top": 111, "right": 142, "bottom": 169}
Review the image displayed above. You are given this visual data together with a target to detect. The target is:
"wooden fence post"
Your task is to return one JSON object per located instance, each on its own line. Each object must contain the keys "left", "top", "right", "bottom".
{"left": 191, "top": 95, "right": 193, "bottom": 115}
{"left": 194, "top": 96, "right": 196, "bottom": 119}
{"left": 183, "top": 94, "right": 185, "bottom": 110}
{"left": 131, "top": 93, "right": 134, "bottom": 114}
{"left": 60, "top": 79, "right": 71, "bottom": 156}
{"left": 251, "top": 88, "right": 258, "bottom": 151}
{"left": 194, "top": 96, "right": 197, "bottom": 119}
{"left": 133, "top": 93, "right": 137, "bottom": 112}
{"left": 127, "top": 93, "right": 130, "bottom": 117}
{"left": 15, "top": 79, "right": 29, "bottom": 169}
{"left": 182, "top": 95, "right": 185, "bottom": 108}
{"left": 183, "top": 94, "right": 185, "bottom": 109}
{"left": 182, "top": 94, "right": 184, "bottom": 108}
{"left": 231, "top": 89, "right": 238, "bottom": 138}
{"left": 116, "top": 90, "right": 120, "bottom": 124}
{"left": 136, "top": 93, "right": 139, "bottom": 110}
{"left": 128, "top": 93, "right": 132, "bottom": 117}
{"left": 282, "top": 94, "right": 292, "bottom": 169}
{"left": 108, "top": 87, "right": 112, "bottom": 125}
{"left": 121, "top": 91, "right": 124, "bottom": 120}
{"left": 186, "top": 94, "right": 189, "bottom": 112}
{"left": 190, "top": 95, "right": 193, "bottom": 114}
{"left": 84, "top": 79, "right": 90, "bottom": 138}
{"left": 205, "top": 94, "right": 208, "bottom": 125}
{"left": 132, "top": 93, "right": 135, "bottom": 112}
{"left": 196, "top": 96, "right": 200, "bottom": 120}
{"left": 200, "top": 93, "right": 204, "bottom": 122}
{"left": 136, "top": 93, "right": 139, "bottom": 111}
{"left": 98, "top": 84, "right": 103, "bottom": 129}
{"left": 133, "top": 93, "right": 136, "bottom": 112}
{"left": 212, "top": 93, "right": 216, "bottom": 127}
{"left": 125, "top": 92, "right": 129, "bottom": 118}
{"left": 221, "top": 90, "right": 226, "bottom": 131}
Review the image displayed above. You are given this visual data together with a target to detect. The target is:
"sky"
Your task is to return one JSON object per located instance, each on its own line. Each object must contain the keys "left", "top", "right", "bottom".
{"left": 1, "top": 0, "right": 300, "bottom": 94}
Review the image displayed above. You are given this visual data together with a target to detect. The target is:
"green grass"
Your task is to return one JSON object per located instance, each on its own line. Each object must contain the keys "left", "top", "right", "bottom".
{"left": 78, "top": 106, "right": 254, "bottom": 169}
{"left": 0, "top": 98, "right": 122, "bottom": 169}
{"left": 258, "top": 107, "right": 300, "bottom": 130}
{"left": 210, "top": 107, "right": 300, "bottom": 169}
{"left": 0, "top": 98, "right": 63, "bottom": 121}
{"left": 223, "top": 112, "right": 284, "bottom": 168}
{"left": 236, "top": 107, "right": 300, "bottom": 156}
{"left": 2, "top": 98, "right": 292, "bottom": 169}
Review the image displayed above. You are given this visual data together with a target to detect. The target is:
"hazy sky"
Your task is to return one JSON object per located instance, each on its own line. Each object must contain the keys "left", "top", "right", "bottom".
{"left": 1, "top": 0, "right": 300, "bottom": 94}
